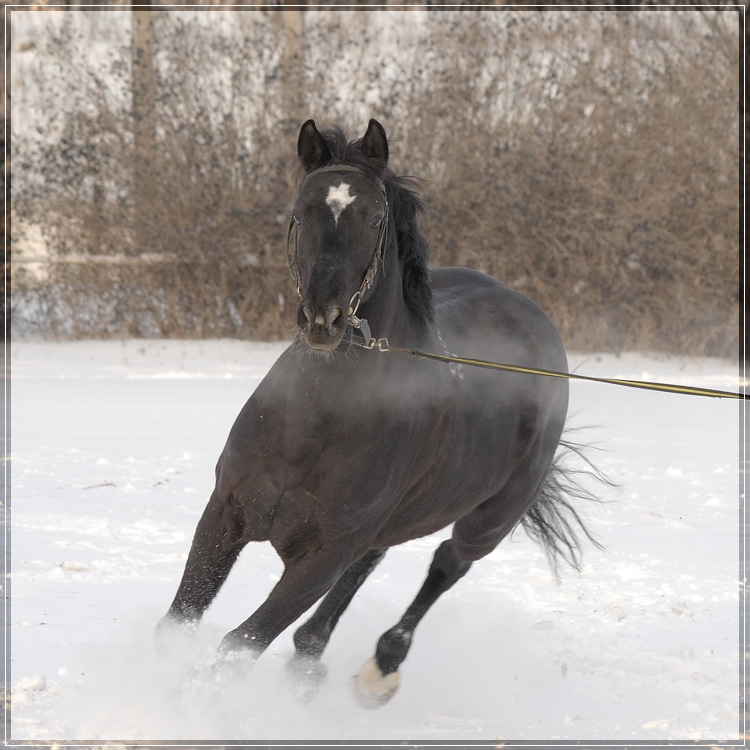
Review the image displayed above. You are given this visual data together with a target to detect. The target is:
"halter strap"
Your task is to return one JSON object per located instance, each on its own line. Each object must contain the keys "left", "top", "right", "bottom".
{"left": 300, "top": 163, "right": 386, "bottom": 196}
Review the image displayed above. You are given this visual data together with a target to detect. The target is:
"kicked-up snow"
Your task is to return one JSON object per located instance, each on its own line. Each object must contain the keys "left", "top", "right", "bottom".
{"left": 6, "top": 339, "right": 744, "bottom": 742}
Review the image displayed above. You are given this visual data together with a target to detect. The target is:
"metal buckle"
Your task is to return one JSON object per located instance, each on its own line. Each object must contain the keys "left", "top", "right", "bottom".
{"left": 354, "top": 336, "right": 389, "bottom": 352}
{"left": 348, "top": 313, "right": 371, "bottom": 346}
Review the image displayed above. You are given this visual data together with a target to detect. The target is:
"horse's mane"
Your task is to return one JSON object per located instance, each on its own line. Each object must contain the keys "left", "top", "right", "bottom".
{"left": 296, "top": 126, "right": 434, "bottom": 321}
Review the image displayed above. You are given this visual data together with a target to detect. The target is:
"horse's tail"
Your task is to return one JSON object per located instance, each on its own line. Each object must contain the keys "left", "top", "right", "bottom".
{"left": 519, "top": 436, "right": 613, "bottom": 573}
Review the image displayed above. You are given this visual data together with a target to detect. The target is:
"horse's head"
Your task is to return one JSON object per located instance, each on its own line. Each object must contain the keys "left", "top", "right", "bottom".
{"left": 289, "top": 119, "right": 390, "bottom": 352}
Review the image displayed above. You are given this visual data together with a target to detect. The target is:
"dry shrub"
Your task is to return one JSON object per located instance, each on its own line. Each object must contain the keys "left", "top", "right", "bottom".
{"left": 389, "top": 10, "right": 740, "bottom": 357}
{"left": 10, "top": 9, "right": 740, "bottom": 357}
{"left": 12, "top": 10, "right": 297, "bottom": 339}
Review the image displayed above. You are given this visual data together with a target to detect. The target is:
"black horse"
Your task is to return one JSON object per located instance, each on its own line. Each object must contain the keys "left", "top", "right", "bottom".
{"left": 159, "top": 119, "right": 598, "bottom": 707}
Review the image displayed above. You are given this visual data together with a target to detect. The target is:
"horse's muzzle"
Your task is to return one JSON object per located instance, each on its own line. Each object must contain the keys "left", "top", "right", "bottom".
{"left": 296, "top": 301, "right": 347, "bottom": 350}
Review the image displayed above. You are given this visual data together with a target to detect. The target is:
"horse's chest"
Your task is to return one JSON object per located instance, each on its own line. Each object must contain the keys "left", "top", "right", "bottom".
{"left": 259, "top": 391, "right": 446, "bottom": 496}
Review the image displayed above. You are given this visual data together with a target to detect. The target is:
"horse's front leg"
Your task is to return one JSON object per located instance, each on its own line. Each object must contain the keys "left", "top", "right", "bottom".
{"left": 216, "top": 548, "right": 351, "bottom": 669}
{"left": 157, "top": 488, "right": 249, "bottom": 645}
{"left": 292, "top": 548, "right": 386, "bottom": 660}
{"left": 285, "top": 548, "right": 387, "bottom": 698}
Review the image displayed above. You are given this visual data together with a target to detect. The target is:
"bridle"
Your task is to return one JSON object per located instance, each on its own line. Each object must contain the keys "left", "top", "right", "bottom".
{"left": 287, "top": 164, "right": 390, "bottom": 345}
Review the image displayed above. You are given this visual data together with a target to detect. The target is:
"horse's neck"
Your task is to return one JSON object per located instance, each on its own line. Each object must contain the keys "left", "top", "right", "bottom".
{"left": 356, "top": 246, "right": 425, "bottom": 347}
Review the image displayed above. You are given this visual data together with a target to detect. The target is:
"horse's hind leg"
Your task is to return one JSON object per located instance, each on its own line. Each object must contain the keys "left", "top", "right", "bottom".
{"left": 352, "top": 539, "right": 471, "bottom": 708}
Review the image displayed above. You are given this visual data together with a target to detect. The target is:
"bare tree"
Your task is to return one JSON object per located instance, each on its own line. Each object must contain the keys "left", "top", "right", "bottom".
{"left": 132, "top": 0, "right": 157, "bottom": 254}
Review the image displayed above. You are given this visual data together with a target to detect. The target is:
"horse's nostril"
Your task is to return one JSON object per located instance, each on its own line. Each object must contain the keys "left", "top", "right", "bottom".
{"left": 327, "top": 307, "right": 344, "bottom": 329}
{"left": 298, "top": 302, "right": 346, "bottom": 345}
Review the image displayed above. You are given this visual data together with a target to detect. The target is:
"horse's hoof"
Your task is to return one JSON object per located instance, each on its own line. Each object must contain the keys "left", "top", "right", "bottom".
{"left": 351, "top": 657, "right": 400, "bottom": 709}
{"left": 286, "top": 655, "right": 328, "bottom": 702}
{"left": 213, "top": 635, "right": 262, "bottom": 681}
{"left": 154, "top": 614, "right": 197, "bottom": 658}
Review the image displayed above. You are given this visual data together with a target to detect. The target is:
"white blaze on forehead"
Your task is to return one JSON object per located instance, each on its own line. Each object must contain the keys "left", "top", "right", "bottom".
{"left": 326, "top": 182, "right": 356, "bottom": 225}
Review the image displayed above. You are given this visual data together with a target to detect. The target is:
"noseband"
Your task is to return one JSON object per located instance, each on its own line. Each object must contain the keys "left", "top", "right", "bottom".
{"left": 287, "top": 164, "right": 390, "bottom": 346}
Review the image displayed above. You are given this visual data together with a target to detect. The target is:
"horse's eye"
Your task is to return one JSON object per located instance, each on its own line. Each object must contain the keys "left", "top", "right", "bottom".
{"left": 370, "top": 216, "right": 384, "bottom": 228}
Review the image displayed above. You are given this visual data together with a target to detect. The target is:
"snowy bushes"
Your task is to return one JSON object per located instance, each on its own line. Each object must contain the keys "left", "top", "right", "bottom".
{"left": 10, "top": 9, "right": 740, "bottom": 355}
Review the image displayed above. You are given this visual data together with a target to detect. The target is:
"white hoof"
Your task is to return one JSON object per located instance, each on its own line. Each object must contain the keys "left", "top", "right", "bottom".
{"left": 351, "top": 657, "right": 400, "bottom": 709}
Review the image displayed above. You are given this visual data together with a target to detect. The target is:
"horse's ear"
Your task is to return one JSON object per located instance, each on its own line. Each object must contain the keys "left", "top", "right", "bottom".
{"left": 298, "top": 119, "right": 331, "bottom": 172}
{"left": 361, "top": 119, "right": 389, "bottom": 170}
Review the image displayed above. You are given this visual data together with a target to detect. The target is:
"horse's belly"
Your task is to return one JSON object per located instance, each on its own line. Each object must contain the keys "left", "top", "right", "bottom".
{"left": 369, "top": 438, "right": 514, "bottom": 547}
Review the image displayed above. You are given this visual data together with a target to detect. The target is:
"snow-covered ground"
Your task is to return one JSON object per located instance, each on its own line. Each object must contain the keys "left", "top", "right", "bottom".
{"left": 6, "top": 339, "right": 744, "bottom": 743}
